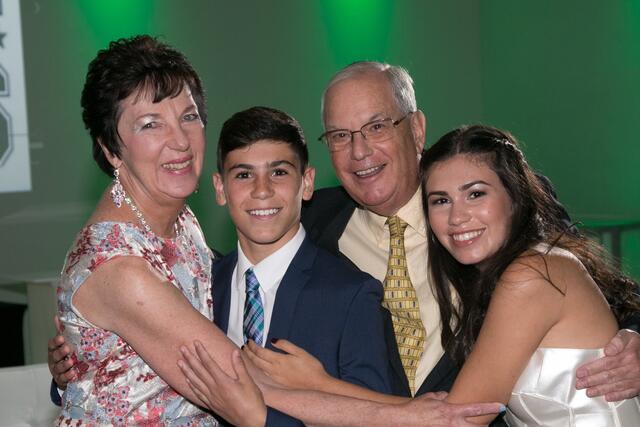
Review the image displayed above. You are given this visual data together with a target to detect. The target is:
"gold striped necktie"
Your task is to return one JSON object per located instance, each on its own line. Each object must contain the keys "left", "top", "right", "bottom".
{"left": 382, "top": 215, "right": 426, "bottom": 395}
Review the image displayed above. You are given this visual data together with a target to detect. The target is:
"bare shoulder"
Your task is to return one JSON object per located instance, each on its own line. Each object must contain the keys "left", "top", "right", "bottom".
{"left": 498, "top": 245, "right": 584, "bottom": 297}
{"left": 74, "top": 255, "right": 175, "bottom": 330}
{"left": 86, "top": 256, "right": 166, "bottom": 298}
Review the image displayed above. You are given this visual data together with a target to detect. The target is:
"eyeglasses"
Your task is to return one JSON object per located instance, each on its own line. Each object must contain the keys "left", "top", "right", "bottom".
{"left": 318, "top": 112, "right": 413, "bottom": 152}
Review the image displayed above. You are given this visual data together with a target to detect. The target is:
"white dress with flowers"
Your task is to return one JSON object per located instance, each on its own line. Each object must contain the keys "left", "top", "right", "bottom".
{"left": 55, "top": 206, "right": 218, "bottom": 426}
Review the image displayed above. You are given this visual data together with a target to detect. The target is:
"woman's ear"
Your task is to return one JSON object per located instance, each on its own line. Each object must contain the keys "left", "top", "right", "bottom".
{"left": 99, "top": 138, "right": 122, "bottom": 171}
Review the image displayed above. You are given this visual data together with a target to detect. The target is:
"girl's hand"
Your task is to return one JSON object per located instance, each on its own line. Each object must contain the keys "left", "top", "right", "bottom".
{"left": 178, "top": 341, "right": 267, "bottom": 427}
{"left": 244, "top": 339, "right": 331, "bottom": 391}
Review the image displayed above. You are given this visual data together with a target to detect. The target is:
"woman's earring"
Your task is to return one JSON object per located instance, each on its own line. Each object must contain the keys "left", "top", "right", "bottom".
{"left": 110, "top": 168, "right": 125, "bottom": 208}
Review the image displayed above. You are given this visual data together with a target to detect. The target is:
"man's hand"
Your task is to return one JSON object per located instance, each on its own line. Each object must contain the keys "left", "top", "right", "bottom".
{"left": 576, "top": 329, "right": 640, "bottom": 401}
{"left": 47, "top": 316, "right": 76, "bottom": 389}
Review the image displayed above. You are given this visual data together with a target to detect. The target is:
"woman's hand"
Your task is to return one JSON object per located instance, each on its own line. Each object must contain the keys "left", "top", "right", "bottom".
{"left": 178, "top": 340, "right": 267, "bottom": 427}
{"left": 244, "top": 339, "right": 331, "bottom": 391}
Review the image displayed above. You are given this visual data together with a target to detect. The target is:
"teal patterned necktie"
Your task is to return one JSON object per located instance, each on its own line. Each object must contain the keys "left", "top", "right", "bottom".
{"left": 243, "top": 267, "right": 264, "bottom": 345}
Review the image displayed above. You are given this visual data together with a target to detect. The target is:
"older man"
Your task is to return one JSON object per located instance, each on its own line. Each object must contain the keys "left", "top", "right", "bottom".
{"left": 302, "top": 61, "right": 640, "bottom": 400}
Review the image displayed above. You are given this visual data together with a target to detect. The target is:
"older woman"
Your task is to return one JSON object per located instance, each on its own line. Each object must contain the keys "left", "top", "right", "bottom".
{"left": 55, "top": 35, "right": 237, "bottom": 425}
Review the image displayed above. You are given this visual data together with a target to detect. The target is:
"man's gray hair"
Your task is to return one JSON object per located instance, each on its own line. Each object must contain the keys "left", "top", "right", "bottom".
{"left": 321, "top": 61, "right": 417, "bottom": 122}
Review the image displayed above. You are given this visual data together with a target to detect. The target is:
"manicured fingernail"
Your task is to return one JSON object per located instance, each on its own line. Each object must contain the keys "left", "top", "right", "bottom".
{"left": 499, "top": 404, "right": 506, "bottom": 413}
{"left": 271, "top": 338, "right": 279, "bottom": 344}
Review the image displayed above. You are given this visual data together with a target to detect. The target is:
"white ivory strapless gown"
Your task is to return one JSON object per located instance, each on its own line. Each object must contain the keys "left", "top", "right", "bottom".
{"left": 505, "top": 348, "right": 640, "bottom": 426}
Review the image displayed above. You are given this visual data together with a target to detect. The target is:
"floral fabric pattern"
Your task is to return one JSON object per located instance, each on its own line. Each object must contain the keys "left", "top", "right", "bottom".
{"left": 55, "top": 206, "right": 217, "bottom": 426}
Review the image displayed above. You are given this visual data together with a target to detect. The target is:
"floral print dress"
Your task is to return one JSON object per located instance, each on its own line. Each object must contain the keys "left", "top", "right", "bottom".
{"left": 56, "top": 206, "right": 218, "bottom": 426}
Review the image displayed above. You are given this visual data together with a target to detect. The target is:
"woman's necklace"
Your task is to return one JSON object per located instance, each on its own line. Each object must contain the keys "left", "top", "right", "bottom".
{"left": 123, "top": 193, "right": 180, "bottom": 238}
{"left": 123, "top": 195, "right": 152, "bottom": 233}
{"left": 111, "top": 170, "right": 179, "bottom": 237}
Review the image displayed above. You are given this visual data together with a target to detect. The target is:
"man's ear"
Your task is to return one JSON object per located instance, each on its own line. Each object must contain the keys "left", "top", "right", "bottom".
{"left": 301, "top": 166, "right": 315, "bottom": 201}
{"left": 99, "top": 139, "right": 122, "bottom": 171}
{"left": 212, "top": 172, "right": 227, "bottom": 206}
{"left": 410, "top": 110, "right": 427, "bottom": 154}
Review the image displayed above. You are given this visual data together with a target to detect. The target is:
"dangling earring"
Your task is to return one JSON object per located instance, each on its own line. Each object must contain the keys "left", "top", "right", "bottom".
{"left": 111, "top": 168, "right": 125, "bottom": 208}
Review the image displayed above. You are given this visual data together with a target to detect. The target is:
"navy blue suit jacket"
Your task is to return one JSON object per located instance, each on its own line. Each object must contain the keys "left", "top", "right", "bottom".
{"left": 212, "top": 236, "right": 402, "bottom": 426}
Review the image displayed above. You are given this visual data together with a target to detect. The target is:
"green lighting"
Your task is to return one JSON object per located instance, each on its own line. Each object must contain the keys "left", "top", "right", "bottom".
{"left": 320, "top": 0, "right": 394, "bottom": 64}
{"left": 75, "top": 0, "right": 157, "bottom": 45}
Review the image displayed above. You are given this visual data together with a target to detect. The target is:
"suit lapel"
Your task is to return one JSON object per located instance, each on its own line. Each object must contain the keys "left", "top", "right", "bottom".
{"left": 211, "top": 252, "right": 237, "bottom": 334}
{"left": 266, "top": 237, "right": 316, "bottom": 346}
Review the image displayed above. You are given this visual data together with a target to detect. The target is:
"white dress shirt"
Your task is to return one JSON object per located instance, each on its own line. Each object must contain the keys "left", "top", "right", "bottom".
{"left": 338, "top": 188, "right": 445, "bottom": 394}
{"left": 227, "top": 225, "right": 306, "bottom": 347}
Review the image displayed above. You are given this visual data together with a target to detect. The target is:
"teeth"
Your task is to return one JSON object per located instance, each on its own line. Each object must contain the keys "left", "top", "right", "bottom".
{"left": 249, "top": 208, "right": 279, "bottom": 216}
{"left": 355, "top": 166, "right": 381, "bottom": 176}
{"left": 452, "top": 230, "right": 483, "bottom": 242}
{"left": 163, "top": 159, "right": 192, "bottom": 170}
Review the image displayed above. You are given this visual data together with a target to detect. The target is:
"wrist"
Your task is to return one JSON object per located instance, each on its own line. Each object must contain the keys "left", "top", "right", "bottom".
{"left": 242, "top": 405, "right": 266, "bottom": 427}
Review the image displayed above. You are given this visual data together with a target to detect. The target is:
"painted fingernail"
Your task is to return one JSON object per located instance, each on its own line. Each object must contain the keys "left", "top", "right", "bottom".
{"left": 271, "top": 338, "right": 279, "bottom": 344}
{"left": 499, "top": 404, "right": 506, "bottom": 413}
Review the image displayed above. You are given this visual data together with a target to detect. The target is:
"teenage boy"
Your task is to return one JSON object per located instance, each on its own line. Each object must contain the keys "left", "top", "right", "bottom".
{"left": 210, "top": 106, "right": 399, "bottom": 426}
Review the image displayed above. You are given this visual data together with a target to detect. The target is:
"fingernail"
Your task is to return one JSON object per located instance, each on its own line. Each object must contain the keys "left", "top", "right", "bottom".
{"left": 499, "top": 404, "right": 506, "bottom": 413}
{"left": 271, "top": 338, "right": 279, "bottom": 344}
{"left": 575, "top": 380, "right": 584, "bottom": 389}
{"left": 195, "top": 340, "right": 203, "bottom": 349}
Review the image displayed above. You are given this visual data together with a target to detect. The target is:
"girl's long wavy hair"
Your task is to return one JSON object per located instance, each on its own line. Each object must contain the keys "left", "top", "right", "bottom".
{"left": 420, "top": 124, "right": 640, "bottom": 366}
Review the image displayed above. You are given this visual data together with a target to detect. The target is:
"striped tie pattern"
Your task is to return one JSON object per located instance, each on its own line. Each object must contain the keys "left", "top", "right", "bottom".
{"left": 243, "top": 267, "right": 264, "bottom": 346}
{"left": 381, "top": 215, "right": 426, "bottom": 395}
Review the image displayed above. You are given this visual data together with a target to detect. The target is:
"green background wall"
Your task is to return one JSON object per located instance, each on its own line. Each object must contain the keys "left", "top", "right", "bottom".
{"left": 1, "top": 0, "right": 638, "bottom": 283}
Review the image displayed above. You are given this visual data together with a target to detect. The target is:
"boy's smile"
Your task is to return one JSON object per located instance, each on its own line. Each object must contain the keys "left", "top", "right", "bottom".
{"left": 213, "top": 140, "right": 315, "bottom": 264}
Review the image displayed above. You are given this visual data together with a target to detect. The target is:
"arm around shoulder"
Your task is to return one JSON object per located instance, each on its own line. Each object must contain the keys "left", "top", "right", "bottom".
{"left": 72, "top": 256, "right": 238, "bottom": 405}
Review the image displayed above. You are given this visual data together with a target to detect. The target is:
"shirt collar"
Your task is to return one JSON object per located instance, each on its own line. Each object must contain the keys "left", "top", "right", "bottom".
{"left": 236, "top": 225, "right": 306, "bottom": 292}
{"left": 357, "top": 186, "right": 426, "bottom": 244}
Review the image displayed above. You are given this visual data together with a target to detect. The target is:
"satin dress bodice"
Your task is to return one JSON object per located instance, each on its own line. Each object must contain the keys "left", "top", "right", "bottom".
{"left": 505, "top": 348, "right": 640, "bottom": 426}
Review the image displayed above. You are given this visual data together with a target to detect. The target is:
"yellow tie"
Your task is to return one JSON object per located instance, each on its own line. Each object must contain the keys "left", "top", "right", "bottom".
{"left": 382, "top": 215, "right": 426, "bottom": 395}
